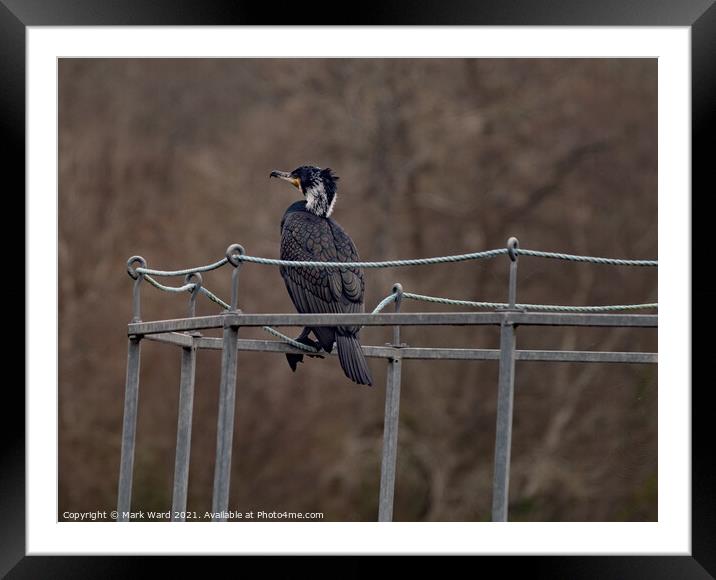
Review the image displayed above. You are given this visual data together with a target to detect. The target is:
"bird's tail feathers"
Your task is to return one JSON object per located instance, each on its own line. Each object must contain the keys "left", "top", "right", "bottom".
{"left": 336, "top": 334, "right": 373, "bottom": 386}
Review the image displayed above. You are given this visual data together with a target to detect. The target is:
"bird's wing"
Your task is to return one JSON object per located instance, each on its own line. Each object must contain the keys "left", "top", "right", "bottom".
{"left": 280, "top": 213, "right": 365, "bottom": 315}
{"left": 329, "top": 220, "right": 364, "bottom": 304}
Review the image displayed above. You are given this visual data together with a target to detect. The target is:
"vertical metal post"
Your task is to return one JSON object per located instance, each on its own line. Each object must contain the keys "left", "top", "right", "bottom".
{"left": 492, "top": 320, "right": 516, "bottom": 521}
{"left": 211, "top": 245, "right": 243, "bottom": 520}
{"left": 378, "top": 284, "right": 404, "bottom": 522}
{"left": 117, "top": 335, "right": 142, "bottom": 521}
{"left": 128, "top": 256, "right": 146, "bottom": 324}
{"left": 171, "top": 273, "right": 201, "bottom": 521}
{"left": 211, "top": 319, "right": 239, "bottom": 520}
{"left": 172, "top": 344, "right": 197, "bottom": 520}
{"left": 492, "top": 237, "right": 519, "bottom": 522}
{"left": 117, "top": 256, "right": 146, "bottom": 521}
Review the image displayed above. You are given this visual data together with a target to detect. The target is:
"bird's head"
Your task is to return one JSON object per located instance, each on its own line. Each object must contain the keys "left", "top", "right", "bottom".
{"left": 270, "top": 165, "right": 339, "bottom": 218}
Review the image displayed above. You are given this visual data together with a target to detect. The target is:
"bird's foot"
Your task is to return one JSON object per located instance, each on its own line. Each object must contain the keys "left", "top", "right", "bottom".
{"left": 303, "top": 336, "right": 323, "bottom": 358}
{"left": 285, "top": 336, "right": 324, "bottom": 372}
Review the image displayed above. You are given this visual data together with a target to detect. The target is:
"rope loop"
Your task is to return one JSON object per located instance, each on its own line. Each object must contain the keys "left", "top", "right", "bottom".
{"left": 185, "top": 272, "right": 203, "bottom": 294}
{"left": 507, "top": 237, "right": 519, "bottom": 262}
{"left": 226, "top": 244, "right": 245, "bottom": 268}
{"left": 127, "top": 256, "right": 147, "bottom": 280}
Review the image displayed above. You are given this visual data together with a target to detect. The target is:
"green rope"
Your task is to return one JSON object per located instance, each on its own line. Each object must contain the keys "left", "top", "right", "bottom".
{"left": 136, "top": 247, "right": 657, "bottom": 277}
{"left": 235, "top": 248, "right": 510, "bottom": 269}
{"left": 396, "top": 291, "right": 657, "bottom": 313}
{"left": 137, "top": 258, "right": 229, "bottom": 277}
{"left": 515, "top": 249, "right": 657, "bottom": 267}
{"left": 144, "top": 275, "right": 195, "bottom": 294}
{"left": 372, "top": 293, "right": 400, "bottom": 314}
{"left": 143, "top": 278, "right": 319, "bottom": 352}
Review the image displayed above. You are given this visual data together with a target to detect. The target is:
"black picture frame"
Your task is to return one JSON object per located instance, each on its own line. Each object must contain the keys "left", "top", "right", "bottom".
{"left": 6, "top": 1, "right": 712, "bottom": 577}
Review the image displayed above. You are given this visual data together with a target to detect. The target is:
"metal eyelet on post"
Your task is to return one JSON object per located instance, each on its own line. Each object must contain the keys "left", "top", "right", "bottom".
{"left": 185, "top": 272, "right": 203, "bottom": 318}
{"left": 507, "top": 237, "right": 519, "bottom": 262}
{"left": 225, "top": 244, "right": 245, "bottom": 312}
{"left": 493, "top": 237, "right": 523, "bottom": 313}
{"left": 126, "top": 256, "right": 147, "bottom": 323}
{"left": 507, "top": 237, "right": 519, "bottom": 310}
{"left": 391, "top": 283, "right": 405, "bottom": 347}
{"left": 126, "top": 255, "right": 146, "bottom": 280}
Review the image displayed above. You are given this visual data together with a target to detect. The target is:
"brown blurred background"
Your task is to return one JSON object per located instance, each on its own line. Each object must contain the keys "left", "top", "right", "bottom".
{"left": 59, "top": 58, "right": 657, "bottom": 522}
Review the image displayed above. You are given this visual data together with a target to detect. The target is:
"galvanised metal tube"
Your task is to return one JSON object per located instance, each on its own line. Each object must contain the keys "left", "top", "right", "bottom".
{"left": 378, "top": 284, "right": 404, "bottom": 522}
{"left": 117, "top": 335, "right": 142, "bottom": 522}
{"left": 378, "top": 354, "right": 403, "bottom": 522}
{"left": 143, "top": 334, "right": 657, "bottom": 364}
{"left": 171, "top": 343, "right": 197, "bottom": 521}
{"left": 128, "top": 312, "right": 658, "bottom": 335}
{"left": 211, "top": 319, "right": 240, "bottom": 521}
{"left": 492, "top": 320, "right": 517, "bottom": 522}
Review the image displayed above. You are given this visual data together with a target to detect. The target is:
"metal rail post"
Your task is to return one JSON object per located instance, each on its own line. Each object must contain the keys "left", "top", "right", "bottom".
{"left": 492, "top": 237, "right": 520, "bottom": 522}
{"left": 171, "top": 273, "right": 201, "bottom": 521}
{"left": 378, "top": 284, "right": 404, "bottom": 521}
{"left": 211, "top": 245, "right": 244, "bottom": 520}
{"left": 117, "top": 256, "right": 146, "bottom": 521}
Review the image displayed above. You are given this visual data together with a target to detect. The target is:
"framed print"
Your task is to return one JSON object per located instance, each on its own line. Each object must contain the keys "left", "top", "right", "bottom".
{"left": 8, "top": 0, "right": 713, "bottom": 576}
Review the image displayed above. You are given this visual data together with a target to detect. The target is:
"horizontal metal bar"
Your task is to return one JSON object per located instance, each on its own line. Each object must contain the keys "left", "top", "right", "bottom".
{"left": 516, "top": 350, "right": 657, "bottom": 364}
{"left": 131, "top": 314, "right": 234, "bottom": 334}
{"left": 129, "top": 311, "right": 658, "bottom": 335}
{"left": 402, "top": 348, "right": 657, "bottom": 364}
{"left": 144, "top": 334, "right": 656, "bottom": 364}
{"left": 145, "top": 332, "right": 194, "bottom": 347}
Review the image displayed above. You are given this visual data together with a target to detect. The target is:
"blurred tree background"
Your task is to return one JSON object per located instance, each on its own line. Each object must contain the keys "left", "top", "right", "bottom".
{"left": 59, "top": 58, "right": 657, "bottom": 522}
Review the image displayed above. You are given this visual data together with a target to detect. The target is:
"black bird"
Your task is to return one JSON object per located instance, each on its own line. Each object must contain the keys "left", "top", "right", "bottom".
{"left": 270, "top": 165, "right": 373, "bottom": 386}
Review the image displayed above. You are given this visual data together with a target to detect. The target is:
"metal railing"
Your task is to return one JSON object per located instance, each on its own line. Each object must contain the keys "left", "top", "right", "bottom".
{"left": 118, "top": 237, "right": 657, "bottom": 522}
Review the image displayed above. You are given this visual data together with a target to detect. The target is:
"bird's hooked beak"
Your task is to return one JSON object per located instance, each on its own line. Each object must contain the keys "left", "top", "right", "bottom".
{"left": 270, "top": 170, "right": 301, "bottom": 190}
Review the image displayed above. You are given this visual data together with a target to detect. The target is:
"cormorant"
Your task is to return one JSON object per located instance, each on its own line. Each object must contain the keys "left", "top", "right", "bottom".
{"left": 270, "top": 165, "right": 373, "bottom": 386}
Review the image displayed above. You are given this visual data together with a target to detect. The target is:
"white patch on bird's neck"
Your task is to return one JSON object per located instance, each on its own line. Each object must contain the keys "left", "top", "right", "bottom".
{"left": 326, "top": 192, "right": 337, "bottom": 217}
{"left": 305, "top": 180, "right": 336, "bottom": 217}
